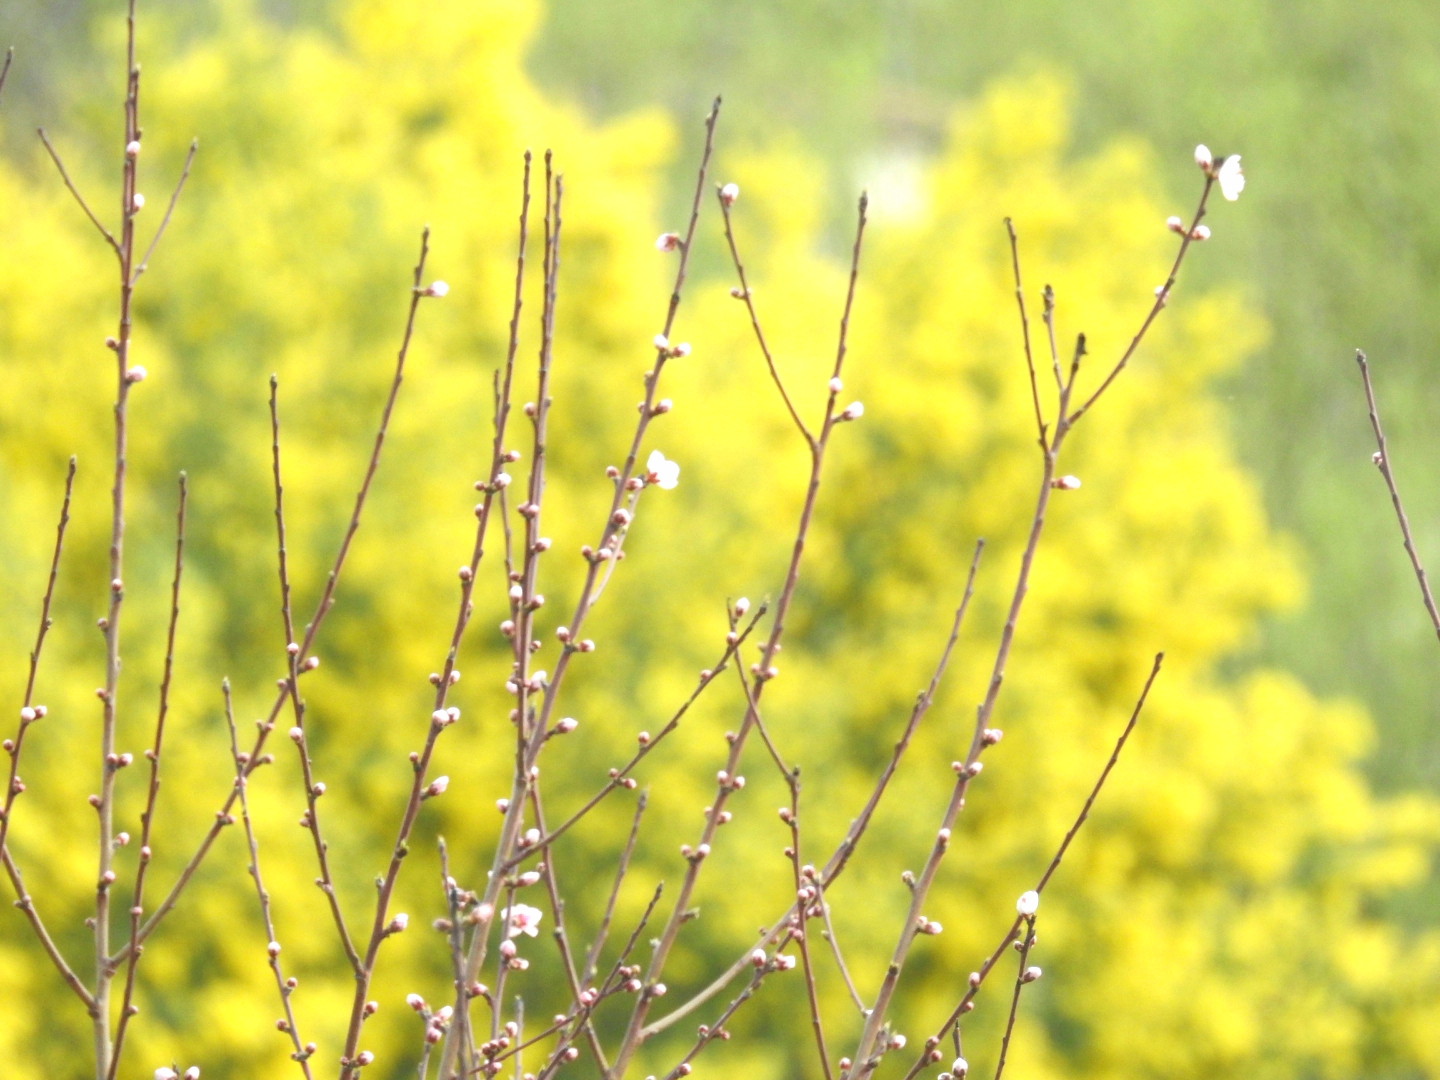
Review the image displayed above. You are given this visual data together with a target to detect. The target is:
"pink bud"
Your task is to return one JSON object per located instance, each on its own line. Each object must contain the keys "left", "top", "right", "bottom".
{"left": 655, "top": 233, "right": 681, "bottom": 253}
{"left": 407, "top": 993, "right": 426, "bottom": 1012}
{"left": 424, "top": 776, "right": 449, "bottom": 798}
{"left": 719, "top": 182, "right": 740, "bottom": 206}
{"left": 267, "top": 941, "right": 282, "bottom": 958}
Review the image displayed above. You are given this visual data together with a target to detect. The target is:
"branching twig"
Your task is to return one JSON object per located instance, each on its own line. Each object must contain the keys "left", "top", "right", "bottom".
{"left": 224, "top": 681, "right": 315, "bottom": 1078}
{"left": 897, "top": 653, "right": 1163, "bottom": 1080}
{"left": 37, "top": 128, "right": 119, "bottom": 254}
{"left": 130, "top": 138, "right": 198, "bottom": 285}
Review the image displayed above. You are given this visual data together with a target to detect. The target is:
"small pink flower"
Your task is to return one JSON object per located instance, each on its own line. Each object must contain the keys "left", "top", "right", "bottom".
{"left": 501, "top": 903, "right": 544, "bottom": 938}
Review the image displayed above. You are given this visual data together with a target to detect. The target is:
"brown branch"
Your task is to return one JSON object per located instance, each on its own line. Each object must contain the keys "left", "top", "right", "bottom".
{"left": 847, "top": 172, "right": 1213, "bottom": 1074}
{"left": 719, "top": 196, "right": 814, "bottom": 447}
{"left": 611, "top": 193, "right": 868, "bottom": 1079}
{"left": 2, "top": 852, "right": 96, "bottom": 1011}
{"left": 526, "top": 783, "right": 610, "bottom": 1073}
{"left": 897, "top": 654, "right": 1163, "bottom": 1080}
{"left": 0, "top": 457, "right": 75, "bottom": 860}
{"left": 130, "top": 138, "right": 198, "bottom": 285}
{"left": 444, "top": 100, "right": 722, "bottom": 1078}
{"left": 115, "top": 227, "right": 438, "bottom": 967}
{"left": 1354, "top": 350, "right": 1440, "bottom": 640}
{"left": 271, "top": 374, "right": 362, "bottom": 974}
{"left": 107, "top": 473, "right": 187, "bottom": 1080}
{"left": 642, "top": 541, "right": 982, "bottom": 1040}
{"left": 784, "top": 777, "right": 833, "bottom": 1080}
{"left": 991, "top": 919, "right": 1036, "bottom": 1080}
{"left": 0, "top": 48, "right": 13, "bottom": 102}
{"left": 1066, "top": 177, "right": 1215, "bottom": 426}
{"left": 94, "top": 13, "right": 143, "bottom": 1070}
{"left": 224, "top": 681, "right": 315, "bottom": 1078}
{"left": 583, "top": 791, "right": 647, "bottom": 985}
{"left": 1005, "top": 219, "right": 1046, "bottom": 447}
{"left": 37, "top": 128, "right": 119, "bottom": 254}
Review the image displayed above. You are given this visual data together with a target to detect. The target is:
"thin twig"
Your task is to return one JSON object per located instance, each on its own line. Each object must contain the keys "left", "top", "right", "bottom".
{"left": 37, "top": 128, "right": 119, "bottom": 254}
{"left": 444, "top": 103, "right": 722, "bottom": 1078}
{"left": 642, "top": 541, "right": 982, "bottom": 1039}
{"left": 991, "top": 919, "right": 1036, "bottom": 1080}
{"left": 94, "top": 12, "right": 143, "bottom": 1071}
{"left": 0, "top": 457, "right": 76, "bottom": 860}
{"left": 115, "top": 227, "right": 439, "bottom": 968}
{"left": 271, "top": 374, "right": 362, "bottom": 974}
{"left": 1354, "top": 350, "right": 1440, "bottom": 640}
{"left": 848, "top": 174, "right": 1212, "bottom": 1074}
{"left": 0, "top": 48, "right": 13, "bottom": 102}
{"left": 130, "top": 138, "right": 198, "bottom": 285}
{"left": 611, "top": 192, "right": 868, "bottom": 1079}
{"left": 108, "top": 474, "right": 187, "bottom": 1080}
{"left": 897, "top": 654, "right": 1164, "bottom": 1080}
{"left": 224, "top": 680, "right": 315, "bottom": 1078}
{"left": 719, "top": 195, "right": 813, "bottom": 447}
{"left": 583, "top": 791, "right": 647, "bottom": 985}
{"left": 1005, "top": 219, "right": 1046, "bottom": 447}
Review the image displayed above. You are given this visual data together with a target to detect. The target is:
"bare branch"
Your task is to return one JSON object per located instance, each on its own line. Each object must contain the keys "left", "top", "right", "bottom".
{"left": 108, "top": 473, "right": 188, "bottom": 1080}
{"left": 1005, "top": 219, "right": 1047, "bottom": 447}
{"left": 37, "top": 128, "right": 119, "bottom": 254}
{"left": 1354, "top": 350, "right": 1440, "bottom": 640}
{"left": 224, "top": 680, "right": 315, "bottom": 1078}
{"left": 130, "top": 138, "right": 198, "bottom": 285}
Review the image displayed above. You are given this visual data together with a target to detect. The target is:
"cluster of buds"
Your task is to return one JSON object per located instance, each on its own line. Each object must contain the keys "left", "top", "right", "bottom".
{"left": 715, "top": 770, "right": 746, "bottom": 792}
{"left": 18, "top": 705, "right": 47, "bottom": 725}
{"left": 606, "top": 767, "right": 640, "bottom": 790}
{"left": 651, "top": 334, "right": 691, "bottom": 359}
{"left": 431, "top": 706, "right": 460, "bottom": 729}
{"left": 1166, "top": 215, "right": 1211, "bottom": 242}
{"left": 617, "top": 964, "right": 644, "bottom": 993}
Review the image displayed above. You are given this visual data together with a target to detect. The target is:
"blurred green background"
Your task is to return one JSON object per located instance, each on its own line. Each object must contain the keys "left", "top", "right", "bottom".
{"left": 1, "top": 1, "right": 1439, "bottom": 1079}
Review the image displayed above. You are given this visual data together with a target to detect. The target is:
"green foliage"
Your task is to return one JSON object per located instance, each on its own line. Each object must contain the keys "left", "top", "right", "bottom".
{"left": 0, "top": 3, "right": 1435, "bottom": 1079}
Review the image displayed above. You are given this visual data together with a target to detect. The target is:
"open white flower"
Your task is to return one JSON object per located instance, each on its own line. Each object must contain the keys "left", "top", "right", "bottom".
{"left": 646, "top": 449, "right": 680, "bottom": 490}
{"left": 1217, "top": 154, "right": 1245, "bottom": 201}
{"left": 501, "top": 903, "right": 544, "bottom": 938}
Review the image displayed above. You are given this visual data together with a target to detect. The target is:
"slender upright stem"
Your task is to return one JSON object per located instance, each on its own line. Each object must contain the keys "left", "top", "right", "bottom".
{"left": 1354, "top": 350, "right": 1440, "bottom": 639}
{"left": 609, "top": 194, "right": 868, "bottom": 1080}
{"left": 107, "top": 474, "right": 187, "bottom": 1080}
{"left": 93, "top": 9, "right": 142, "bottom": 1071}
{"left": 896, "top": 654, "right": 1163, "bottom": 1080}
{"left": 441, "top": 99, "right": 722, "bottom": 1080}
{"left": 225, "top": 681, "right": 315, "bottom": 1079}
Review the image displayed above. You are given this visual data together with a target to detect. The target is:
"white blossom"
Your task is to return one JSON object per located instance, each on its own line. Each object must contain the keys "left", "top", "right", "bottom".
{"left": 1016, "top": 889, "right": 1040, "bottom": 916}
{"left": 1217, "top": 154, "right": 1245, "bottom": 201}
{"left": 1194, "top": 144, "right": 1213, "bottom": 171}
{"left": 646, "top": 449, "right": 681, "bottom": 490}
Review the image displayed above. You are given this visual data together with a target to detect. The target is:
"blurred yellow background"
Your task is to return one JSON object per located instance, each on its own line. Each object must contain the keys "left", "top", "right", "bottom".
{"left": 0, "top": 2, "right": 1437, "bottom": 1078}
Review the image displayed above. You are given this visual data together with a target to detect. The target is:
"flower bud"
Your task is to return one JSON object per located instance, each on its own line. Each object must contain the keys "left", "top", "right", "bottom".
{"left": 840, "top": 401, "right": 864, "bottom": 421}
{"left": 424, "top": 776, "right": 449, "bottom": 798}
{"left": 655, "top": 233, "right": 680, "bottom": 253}
{"left": 719, "top": 182, "right": 739, "bottom": 206}
{"left": 1016, "top": 890, "right": 1040, "bottom": 916}
{"left": 425, "top": 281, "right": 449, "bottom": 298}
